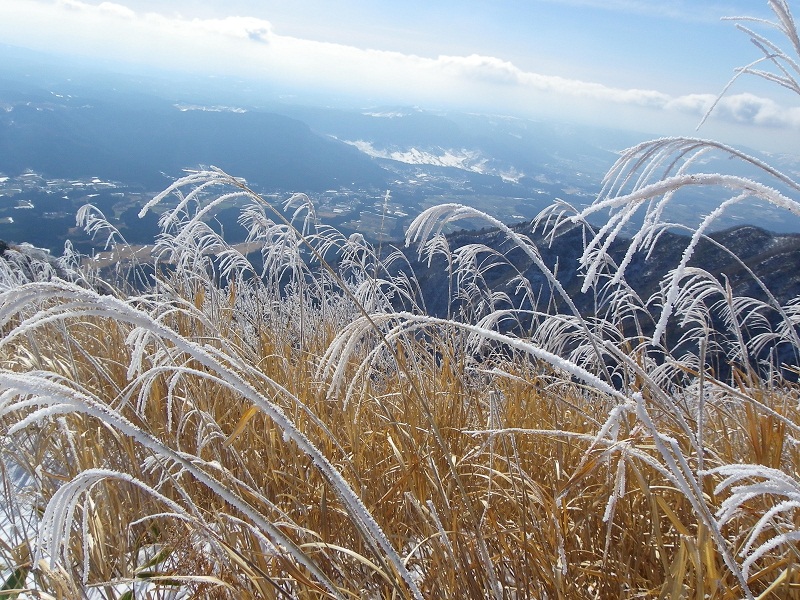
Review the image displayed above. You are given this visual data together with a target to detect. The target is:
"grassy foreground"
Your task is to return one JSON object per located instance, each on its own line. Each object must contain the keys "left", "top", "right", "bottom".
{"left": 0, "top": 259, "right": 798, "bottom": 599}
{"left": 1, "top": 2, "right": 800, "bottom": 598}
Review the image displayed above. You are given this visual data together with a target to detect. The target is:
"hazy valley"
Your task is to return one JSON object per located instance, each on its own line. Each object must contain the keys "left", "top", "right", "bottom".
{"left": 3, "top": 44, "right": 800, "bottom": 260}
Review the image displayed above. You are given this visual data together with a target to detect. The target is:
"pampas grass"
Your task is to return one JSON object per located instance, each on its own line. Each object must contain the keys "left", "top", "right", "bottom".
{"left": 1, "top": 1, "right": 800, "bottom": 597}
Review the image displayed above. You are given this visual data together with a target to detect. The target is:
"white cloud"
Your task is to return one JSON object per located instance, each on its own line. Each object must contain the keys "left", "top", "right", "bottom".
{"left": 1, "top": 0, "right": 797, "bottom": 138}
{"left": 665, "top": 93, "right": 716, "bottom": 115}
{"left": 519, "top": 71, "right": 671, "bottom": 107}
{"left": 2, "top": 1, "right": 277, "bottom": 75}
{"left": 665, "top": 92, "right": 800, "bottom": 128}
{"left": 715, "top": 93, "right": 800, "bottom": 127}
{"left": 171, "top": 15, "right": 273, "bottom": 44}
{"left": 97, "top": 2, "right": 135, "bottom": 19}
{"left": 437, "top": 54, "right": 524, "bottom": 85}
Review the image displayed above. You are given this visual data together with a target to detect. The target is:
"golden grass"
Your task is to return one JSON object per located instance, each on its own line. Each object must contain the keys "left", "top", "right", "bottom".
{"left": 0, "top": 276, "right": 798, "bottom": 598}
{"left": 5, "top": 4, "right": 800, "bottom": 584}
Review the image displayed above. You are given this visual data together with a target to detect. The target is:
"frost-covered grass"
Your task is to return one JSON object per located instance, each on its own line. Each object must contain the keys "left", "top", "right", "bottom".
{"left": 1, "top": 1, "right": 800, "bottom": 598}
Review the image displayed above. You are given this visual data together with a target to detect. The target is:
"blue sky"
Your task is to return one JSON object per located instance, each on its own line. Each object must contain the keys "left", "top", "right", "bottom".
{"left": 1, "top": 0, "right": 798, "bottom": 153}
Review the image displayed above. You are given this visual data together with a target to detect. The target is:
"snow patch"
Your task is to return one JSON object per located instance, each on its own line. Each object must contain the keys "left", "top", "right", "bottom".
{"left": 499, "top": 168, "right": 525, "bottom": 183}
{"left": 174, "top": 104, "right": 247, "bottom": 113}
{"left": 346, "top": 140, "right": 526, "bottom": 182}
{"left": 363, "top": 111, "right": 407, "bottom": 118}
{"left": 362, "top": 109, "right": 419, "bottom": 118}
{"left": 345, "top": 140, "right": 489, "bottom": 174}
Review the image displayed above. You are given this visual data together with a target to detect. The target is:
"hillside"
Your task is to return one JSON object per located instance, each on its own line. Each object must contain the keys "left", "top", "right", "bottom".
{"left": 0, "top": 166, "right": 798, "bottom": 598}
{"left": 1, "top": 1, "right": 800, "bottom": 596}
{"left": 0, "top": 95, "right": 390, "bottom": 191}
{"left": 409, "top": 222, "right": 800, "bottom": 317}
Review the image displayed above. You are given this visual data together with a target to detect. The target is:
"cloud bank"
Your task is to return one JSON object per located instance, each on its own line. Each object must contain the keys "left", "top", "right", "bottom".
{"left": 2, "top": 1, "right": 798, "bottom": 136}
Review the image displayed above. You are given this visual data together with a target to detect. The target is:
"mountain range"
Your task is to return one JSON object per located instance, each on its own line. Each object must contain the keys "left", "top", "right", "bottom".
{"left": 406, "top": 222, "right": 800, "bottom": 319}
{"left": 3, "top": 40, "right": 800, "bottom": 240}
{"left": 2, "top": 42, "right": 800, "bottom": 318}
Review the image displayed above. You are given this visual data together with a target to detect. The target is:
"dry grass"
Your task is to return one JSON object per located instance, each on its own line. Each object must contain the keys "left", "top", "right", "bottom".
{"left": 0, "top": 277, "right": 798, "bottom": 599}
{"left": 1, "top": 2, "right": 800, "bottom": 597}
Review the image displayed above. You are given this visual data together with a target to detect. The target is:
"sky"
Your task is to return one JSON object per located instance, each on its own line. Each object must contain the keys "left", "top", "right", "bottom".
{"left": 1, "top": 0, "right": 799, "bottom": 153}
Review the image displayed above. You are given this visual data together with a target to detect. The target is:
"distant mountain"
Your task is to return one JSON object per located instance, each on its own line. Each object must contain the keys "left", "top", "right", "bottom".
{"left": 1, "top": 42, "right": 799, "bottom": 255}
{"left": 395, "top": 221, "right": 800, "bottom": 379}
{"left": 0, "top": 92, "right": 391, "bottom": 191}
{"left": 275, "top": 105, "right": 637, "bottom": 184}
{"left": 406, "top": 222, "right": 800, "bottom": 320}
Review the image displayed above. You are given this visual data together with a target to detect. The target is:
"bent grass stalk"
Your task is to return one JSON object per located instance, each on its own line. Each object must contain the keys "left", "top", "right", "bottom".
{"left": 0, "top": 2, "right": 799, "bottom": 597}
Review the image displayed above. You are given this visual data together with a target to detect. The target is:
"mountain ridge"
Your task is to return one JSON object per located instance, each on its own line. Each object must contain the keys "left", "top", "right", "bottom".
{"left": 403, "top": 221, "right": 800, "bottom": 319}
{"left": 0, "top": 97, "right": 391, "bottom": 191}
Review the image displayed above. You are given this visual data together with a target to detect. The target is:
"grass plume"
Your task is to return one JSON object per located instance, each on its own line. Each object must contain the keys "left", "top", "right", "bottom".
{"left": 0, "top": 1, "right": 800, "bottom": 598}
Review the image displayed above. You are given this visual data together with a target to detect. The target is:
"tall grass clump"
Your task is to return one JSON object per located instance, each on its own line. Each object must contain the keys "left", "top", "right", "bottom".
{"left": 0, "top": 1, "right": 799, "bottom": 597}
